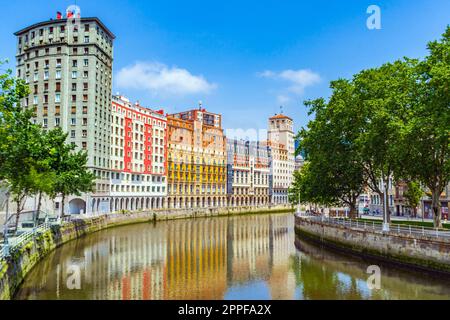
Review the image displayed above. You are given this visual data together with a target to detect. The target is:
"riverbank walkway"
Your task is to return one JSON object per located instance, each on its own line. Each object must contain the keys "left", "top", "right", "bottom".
{"left": 297, "top": 214, "right": 450, "bottom": 241}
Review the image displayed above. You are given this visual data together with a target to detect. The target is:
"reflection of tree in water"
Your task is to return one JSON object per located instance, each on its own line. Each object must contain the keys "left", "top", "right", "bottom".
{"left": 290, "top": 254, "right": 364, "bottom": 300}
{"left": 291, "top": 237, "right": 450, "bottom": 300}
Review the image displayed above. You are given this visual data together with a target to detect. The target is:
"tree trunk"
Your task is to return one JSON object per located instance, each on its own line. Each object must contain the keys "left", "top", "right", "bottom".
{"left": 348, "top": 198, "right": 358, "bottom": 219}
{"left": 432, "top": 188, "right": 442, "bottom": 229}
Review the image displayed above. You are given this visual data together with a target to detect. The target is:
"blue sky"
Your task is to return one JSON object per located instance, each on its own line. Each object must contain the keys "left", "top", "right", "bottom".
{"left": 0, "top": 0, "right": 449, "bottom": 134}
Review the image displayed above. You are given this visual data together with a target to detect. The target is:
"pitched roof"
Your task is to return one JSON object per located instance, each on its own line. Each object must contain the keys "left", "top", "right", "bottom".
{"left": 270, "top": 114, "right": 292, "bottom": 121}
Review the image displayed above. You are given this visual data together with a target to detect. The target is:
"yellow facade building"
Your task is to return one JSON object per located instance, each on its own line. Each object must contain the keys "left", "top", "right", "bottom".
{"left": 167, "top": 107, "right": 227, "bottom": 209}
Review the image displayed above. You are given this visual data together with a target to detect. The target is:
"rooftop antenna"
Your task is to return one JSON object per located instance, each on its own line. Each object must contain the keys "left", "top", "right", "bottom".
{"left": 199, "top": 101, "right": 203, "bottom": 110}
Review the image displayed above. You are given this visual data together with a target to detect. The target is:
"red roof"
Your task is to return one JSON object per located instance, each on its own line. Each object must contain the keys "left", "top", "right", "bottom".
{"left": 270, "top": 114, "right": 292, "bottom": 120}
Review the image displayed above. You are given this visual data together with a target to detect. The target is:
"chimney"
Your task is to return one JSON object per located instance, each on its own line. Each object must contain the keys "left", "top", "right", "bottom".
{"left": 56, "top": 12, "right": 62, "bottom": 20}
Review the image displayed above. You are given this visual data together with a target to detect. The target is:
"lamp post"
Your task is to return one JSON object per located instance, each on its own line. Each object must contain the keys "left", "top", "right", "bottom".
{"left": 3, "top": 191, "right": 10, "bottom": 256}
{"left": 382, "top": 182, "right": 390, "bottom": 232}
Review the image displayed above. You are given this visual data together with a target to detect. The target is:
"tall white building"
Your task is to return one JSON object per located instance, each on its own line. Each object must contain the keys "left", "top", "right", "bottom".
{"left": 267, "top": 114, "right": 295, "bottom": 204}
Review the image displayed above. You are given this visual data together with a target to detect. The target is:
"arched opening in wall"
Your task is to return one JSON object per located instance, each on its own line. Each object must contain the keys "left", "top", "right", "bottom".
{"left": 120, "top": 198, "right": 124, "bottom": 210}
{"left": 212, "top": 198, "right": 216, "bottom": 207}
{"left": 69, "top": 199, "right": 86, "bottom": 215}
{"left": 115, "top": 199, "right": 119, "bottom": 211}
{"left": 168, "top": 198, "right": 172, "bottom": 209}
{"left": 207, "top": 197, "right": 211, "bottom": 207}
{"left": 185, "top": 197, "right": 189, "bottom": 208}
{"left": 146, "top": 198, "right": 150, "bottom": 209}
{"left": 131, "top": 198, "right": 135, "bottom": 211}
{"left": 190, "top": 198, "right": 194, "bottom": 208}
{"left": 151, "top": 198, "right": 155, "bottom": 209}
{"left": 202, "top": 198, "right": 205, "bottom": 208}
{"left": 110, "top": 199, "right": 114, "bottom": 212}
{"left": 141, "top": 198, "right": 145, "bottom": 210}
{"left": 125, "top": 198, "right": 129, "bottom": 210}
{"left": 196, "top": 198, "right": 200, "bottom": 208}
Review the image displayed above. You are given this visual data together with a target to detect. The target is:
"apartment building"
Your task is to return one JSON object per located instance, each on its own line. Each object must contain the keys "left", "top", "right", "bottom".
{"left": 167, "top": 107, "right": 227, "bottom": 209}
{"left": 267, "top": 114, "right": 295, "bottom": 204}
{"left": 226, "top": 139, "right": 271, "bottom": 207}
{"left": 109, "top": 95, "right": 168, "bottom": 212}
{"left": 14, "top": 14, "right": 115, "bottom": 214}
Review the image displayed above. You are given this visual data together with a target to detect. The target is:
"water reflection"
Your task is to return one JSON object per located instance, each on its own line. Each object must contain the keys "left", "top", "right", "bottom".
{"left": 14, "top": 214, "right": 450, "bottom": 300}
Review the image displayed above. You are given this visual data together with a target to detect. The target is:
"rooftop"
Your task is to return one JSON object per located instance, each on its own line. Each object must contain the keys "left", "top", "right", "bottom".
{"left": 14, "top": 17, "right": 116, "bottom": 39}
{"left": 270, "top": 114, "right": 292, "bottom": 121}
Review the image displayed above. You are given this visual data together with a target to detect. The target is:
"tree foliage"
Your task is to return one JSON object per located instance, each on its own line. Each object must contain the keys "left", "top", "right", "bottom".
{"left": 0, "top": 62, "right": 96, "bottom": 228}
{"left": 293, "top": 26, "right": 450, "bottom": 228}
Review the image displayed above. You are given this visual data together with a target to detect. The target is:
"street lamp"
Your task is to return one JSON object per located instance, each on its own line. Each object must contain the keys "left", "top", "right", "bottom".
{"left": 2, "top": 191, "right": 10, "bottom": 255}
{"left": 382, "top": 182, "right": 390, "bottom": 232}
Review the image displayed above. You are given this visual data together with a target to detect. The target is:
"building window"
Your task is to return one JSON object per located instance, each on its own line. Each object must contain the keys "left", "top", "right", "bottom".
{"left": 44, "top": 71, "right": 49, "bottom": 80}
{"left": 71, "top": 130, "right": 76, "bottom": 138}
{"left": 56, "top": 70, "right": 61, "bottom": 79}
{"left": 84, "top": 36, "right": 90, "bottom": 43}
{"left": 72, "top": 71, "right": 77, "bottom": 79}
{"left": 33, "top": 96, "right": 38, "bottom": 105}
{"left": 72, "top": 60, "right": 78, "bottom": 67}
{"left": 55, "top": 94, "right": 61, "bottom": 103}
{"left": 71, "top": 118, "right": 77, "bottom": 126}
{"left": 84, "top": 59, "right": 89, "bottom": 67}
{"left": 55, "top": 118, "right": 60, "bottom": 127}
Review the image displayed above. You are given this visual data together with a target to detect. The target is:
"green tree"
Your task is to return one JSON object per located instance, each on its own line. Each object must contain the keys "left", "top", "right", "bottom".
{"left": 404, "top": 27, "right": 450, "bottom": 228}
{"left": 46, "top": 128, "right": 96, "bottom": 218}
{"left": 353, "top": 59, "right": 420, "bottom": 228}
{"left": 0, "top": 62, "right": 48, "bottom": 228}
{"left": 403, "top": 181, "right": 424, "bottom": 218}
{"left": 293, "top": 79, "right": 366, "bottom": 217}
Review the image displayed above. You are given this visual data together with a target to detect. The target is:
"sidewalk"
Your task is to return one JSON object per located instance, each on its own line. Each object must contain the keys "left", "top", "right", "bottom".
{"left": 360, "top": 214, "right": 449, "bottom": 225}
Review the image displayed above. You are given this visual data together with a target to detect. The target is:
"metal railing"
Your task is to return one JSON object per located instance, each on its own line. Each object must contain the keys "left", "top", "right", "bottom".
{"left": 301, "top": 215, "right": 450, "bottom": 240}
{"left": 1, "top": 222, "right": 52, "bottom": 259}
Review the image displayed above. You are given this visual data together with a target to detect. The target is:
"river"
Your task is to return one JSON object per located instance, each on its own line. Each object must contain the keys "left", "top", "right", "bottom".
{"left": 14, "top": 213, "right": 450, "bottom": 300}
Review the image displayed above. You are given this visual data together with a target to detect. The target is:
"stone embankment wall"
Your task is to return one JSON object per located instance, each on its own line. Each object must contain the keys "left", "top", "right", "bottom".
{"left": 295, "top": 216, "right": 450, "bottom": 274}
{"left": 0, "top": 205, "right": 293, "bottom": 300}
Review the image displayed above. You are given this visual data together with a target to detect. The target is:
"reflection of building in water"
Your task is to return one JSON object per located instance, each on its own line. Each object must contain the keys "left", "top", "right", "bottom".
{"left": 163, "top": 219, "right": 228, "bottom": 299}
{"left": 64, "top": 225, "right": 167, "bottom": 300}
{"left": 268, "top": 215, "right": 296, "bottom": 300}
{"left": 16, "top": 214, "right": 298, "bottom": 300}
{"left": 104, "top": 226, "right": 167, "bottom": 300}
{"left": 227, "top": 215, "right": 272, "bottom": 283}
{"left": 226, "top": 214, "right": 296, "bottom": 300}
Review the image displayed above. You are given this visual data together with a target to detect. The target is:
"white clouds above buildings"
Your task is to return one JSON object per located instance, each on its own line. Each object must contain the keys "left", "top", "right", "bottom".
{"left": 116, "top": 62, "right": 217, "bottom": 96}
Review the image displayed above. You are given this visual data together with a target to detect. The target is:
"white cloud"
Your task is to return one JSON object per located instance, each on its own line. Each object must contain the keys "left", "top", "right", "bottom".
{"left": 259, "top": 69, "right": 321, "bottom": 95}
{"left": 116, "top": 62, "right": 217, "bottom": 96}
{"left": 277, "top": 95, "right": 291, "bottom": 105}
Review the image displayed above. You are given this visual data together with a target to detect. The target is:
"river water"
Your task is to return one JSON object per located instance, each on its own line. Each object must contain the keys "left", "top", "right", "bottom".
{"left": 15, "top": 213, "right": 450, "bottom": 300}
